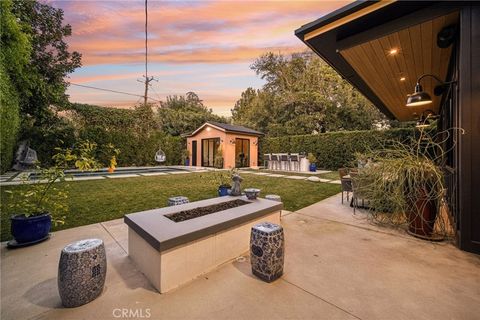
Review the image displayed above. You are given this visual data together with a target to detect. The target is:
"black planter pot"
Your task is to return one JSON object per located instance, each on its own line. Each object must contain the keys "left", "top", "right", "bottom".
{"left": 10, "top": 213, "right": 52, "bottom": 246}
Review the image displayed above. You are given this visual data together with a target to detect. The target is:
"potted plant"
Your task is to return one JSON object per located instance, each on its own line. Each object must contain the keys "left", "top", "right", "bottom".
{"left": 353, "top": 128, "right": 458, "bottom": 240}
{"left": 5, "top": 141, "right": 99, "bottom": 247}
{"left": 307, "top": 153, "right": 317, "bottom": 172}
{"left": 201, "top": 169, "right": 236, "bottom": 196}
{"left": 182, "top": 149, "right": 190, "bottom": 166}
{"left": 103, "top": 143, "right": 120, "bottom": 173}
{"left": 214, "top": 146, "right": 224, "bottom": 169}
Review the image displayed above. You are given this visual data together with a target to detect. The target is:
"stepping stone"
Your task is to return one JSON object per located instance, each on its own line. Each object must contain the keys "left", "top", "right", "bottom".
{"left": 266, "top": 174, "right": 286, "bottom": 177}
{"left": 306, "top": 176, "right": 321, "bottom": 182}
{"left": 71, "top": 176, "right": 106, "bottom": 181}
{"left": 319, "top": 178, "right": 331, "bottom": 182}
{"left": 169, "top": 171, "right": 192, "bottom": 175}
{"left": 105, "top": 174, "right": 139, "bottom": 179}
{"left": 283, "top": 176, "right": 307, "bottom": 180}
{"left": 329, "top": 180, "right": 342, "bottom": 184}
{"left": 252, "top": 172, "right": 270, "bottom": 175}
{"left": 315, "top": 170, "right": 332, "bottom": 174}
{"left": 139, "top": 172, "right": 168, "bottom": 176}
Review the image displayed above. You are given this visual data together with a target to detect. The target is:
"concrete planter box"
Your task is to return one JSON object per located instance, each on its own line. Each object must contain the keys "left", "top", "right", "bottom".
{"left": 124, "top": 196, "right": 282, "bottom": 293}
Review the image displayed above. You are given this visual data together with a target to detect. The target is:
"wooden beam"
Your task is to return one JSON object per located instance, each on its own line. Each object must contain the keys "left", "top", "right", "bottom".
{"left": 304, "top": 1, "right": 396, "bottom": 41}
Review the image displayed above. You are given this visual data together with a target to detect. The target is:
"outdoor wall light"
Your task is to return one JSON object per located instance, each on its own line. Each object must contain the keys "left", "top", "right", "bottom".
{"left": 415, "top": 109, "right": 438, "bottom": 128}
{"left": 406, "top": 74, "right": 456, "bottom": 107}
{"left": 253, "top": 138, "right": 258, "bottom": 146}
{"left": 229, "top": 139, "right": 236, "bottom": 145}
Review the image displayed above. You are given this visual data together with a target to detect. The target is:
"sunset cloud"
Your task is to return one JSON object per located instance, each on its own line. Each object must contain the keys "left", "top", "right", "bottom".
{"left": 51, "top": 0, "right": 350, "bottom": 114}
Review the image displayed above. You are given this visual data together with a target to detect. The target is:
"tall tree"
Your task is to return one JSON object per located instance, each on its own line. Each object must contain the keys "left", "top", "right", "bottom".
{"left": 0, "top": 0, "right": 31, "bottom": 172}
{"left": 12, "top": 0, "right": 81, "bottom": 123}
{"left": 232, "top": 52, "right": 387, "bottom": 136}
{"left": 157, "top": 92, "right": 227, "bottom": 136}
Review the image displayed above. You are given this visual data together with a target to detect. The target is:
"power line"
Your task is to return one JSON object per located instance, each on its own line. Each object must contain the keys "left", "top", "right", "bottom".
{"left": 69, "top": 82, "right": 162, "bottom": 103}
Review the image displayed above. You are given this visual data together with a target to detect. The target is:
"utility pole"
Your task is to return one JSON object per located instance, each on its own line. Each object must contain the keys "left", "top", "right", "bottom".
{"left": 139, "top": 0, "right": 156, "bottom": 106}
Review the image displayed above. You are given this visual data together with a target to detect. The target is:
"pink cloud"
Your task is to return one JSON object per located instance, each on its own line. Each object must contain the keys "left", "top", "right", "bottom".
{"left": 55, "top": 0, "right": 349, "bottom": 66}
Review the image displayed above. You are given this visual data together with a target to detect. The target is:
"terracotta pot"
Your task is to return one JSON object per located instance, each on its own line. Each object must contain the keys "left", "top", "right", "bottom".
{"left": 407, "top": 193, "right": 437, "bottom": 238}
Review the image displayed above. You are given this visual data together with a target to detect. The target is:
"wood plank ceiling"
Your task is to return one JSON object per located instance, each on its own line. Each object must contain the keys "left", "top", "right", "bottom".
{"left": 340, "top": 12, "right": 459, "bottom": 121}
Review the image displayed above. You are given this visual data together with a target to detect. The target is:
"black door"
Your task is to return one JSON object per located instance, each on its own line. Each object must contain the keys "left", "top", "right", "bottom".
{"left": 235, "top": 138, "right": 250, "bottom": 168}
{"left": 192, "top": 140, "right": 197, "bottom": 166}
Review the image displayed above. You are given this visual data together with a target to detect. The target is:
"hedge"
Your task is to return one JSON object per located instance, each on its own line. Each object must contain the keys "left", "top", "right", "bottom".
{"left": 261, "top": 128, "right": 415, "bottom": 170}
{"left": 0, "top": 64, "right": 20, "bottom": 173}
{"left": 79, "top": 127, "right": 185, "bottom": 167}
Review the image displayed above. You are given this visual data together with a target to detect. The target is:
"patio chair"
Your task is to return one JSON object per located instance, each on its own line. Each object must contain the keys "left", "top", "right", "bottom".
{"left": 270, "top": 154, "right": 280, "bottom": 170}
{"left": 289, "top": 154, "right": 300, "bottom": 171}
{"left": 338, "top": 167, "right": 349, "bottom": 179}
{"left": 280, "top": 154, "right": 289, "bottom": 171}
{"left": 350, "top": 172, "right": 370, "bottom": 214}
{"left": 264, "top": 154, "right": 272, "bottom": 169}
{"left": 155, "top": 149, "right": 166, "bottom": 163}
{"left": 340, "top": 178, "right": 352, "bottom": 204}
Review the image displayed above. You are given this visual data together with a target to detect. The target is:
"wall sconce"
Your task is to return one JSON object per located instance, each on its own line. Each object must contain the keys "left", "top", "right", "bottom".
{"left": 229, "top": 139, "right": 236, "bottom": 145}
{"left": 253, "top": 138, "right": 258, "bottom": 146}
{"left": 406, "top": 74, "right": 456, "bottom": 107}
{"left": 415, "top": 109, "right": 438, "bottom": 128}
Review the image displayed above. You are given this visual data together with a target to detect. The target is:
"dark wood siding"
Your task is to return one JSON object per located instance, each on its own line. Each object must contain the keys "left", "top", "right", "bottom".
{"left": 458, "top": 4, "right": 480, "bottom": 254}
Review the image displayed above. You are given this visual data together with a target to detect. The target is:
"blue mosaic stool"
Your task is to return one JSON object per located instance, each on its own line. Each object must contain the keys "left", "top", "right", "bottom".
{"left": 167, "top": 196, "right": 189, "bottom": 206}
{"left": 58, "top": 239, "right": 107, "bottom": 308}
{"left": 250, "top": 222, "right": 284, "bottom": 282}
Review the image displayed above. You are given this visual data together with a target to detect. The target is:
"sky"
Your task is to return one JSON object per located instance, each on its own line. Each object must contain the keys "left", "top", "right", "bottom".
{"left": 50, "top": 0, "right": 350, "bottom": 116}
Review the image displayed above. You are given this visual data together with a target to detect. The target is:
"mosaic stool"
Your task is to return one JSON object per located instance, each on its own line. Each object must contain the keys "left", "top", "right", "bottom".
{"left": 58, "top": 238, "right": 107, "bottom": 308}
{"left": 250, "top": 222, "right": 284, "bottom": 282}
{"left": 167, "top": 196, "right": 190, "bottom": 206}
{"left": 265, "top": 194, "right": 282, "bottom": 202}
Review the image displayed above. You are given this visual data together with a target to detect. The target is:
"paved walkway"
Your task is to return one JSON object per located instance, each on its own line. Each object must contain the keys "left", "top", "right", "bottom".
{"left": 2, "top": 193, "right": 479, "bottom": 320}
{"left": 240, "top": 170, "right": 342, "bottom": 184}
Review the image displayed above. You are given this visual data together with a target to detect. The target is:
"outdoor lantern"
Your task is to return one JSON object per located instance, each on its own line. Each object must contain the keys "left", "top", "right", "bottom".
{"left": 406, "top": 74, "right": 456, "bottom": 107}
{"left": 406, "top": 83, "right": 432, "bottom": 107}
{"left": 415, "top": 110, "right": 437, "bottom": 128}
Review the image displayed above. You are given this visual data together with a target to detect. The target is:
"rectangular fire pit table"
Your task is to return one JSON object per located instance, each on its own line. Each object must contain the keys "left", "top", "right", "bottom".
{"left": 124, "top": 196, "right": 282, "bottom": 293}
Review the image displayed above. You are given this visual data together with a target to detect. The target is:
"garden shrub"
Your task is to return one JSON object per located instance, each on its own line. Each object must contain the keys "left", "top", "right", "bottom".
{"left": 262, "top": 128, "right": 415, "bottom": 170}
{"left": 65, "top": 104, "right": 185, "bottom": 167}
{"left": 0, "top": 64, "right": 20, "bottom": 173}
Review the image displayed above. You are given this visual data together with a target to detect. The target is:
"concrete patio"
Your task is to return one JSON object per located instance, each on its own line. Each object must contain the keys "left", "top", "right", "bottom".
{"left": 2, "top": 193, "right": 479, "bottom": 320}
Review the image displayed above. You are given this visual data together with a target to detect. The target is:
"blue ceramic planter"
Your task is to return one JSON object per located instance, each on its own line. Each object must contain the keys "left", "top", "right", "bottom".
{"left": 309, "top": 163, "right": 317, "bottom": 172}
{"left": 218, "top": 185, "right": 231, "bottom": 197}
{"left": 11, "top": 213, "right": 51, "bottom": 244}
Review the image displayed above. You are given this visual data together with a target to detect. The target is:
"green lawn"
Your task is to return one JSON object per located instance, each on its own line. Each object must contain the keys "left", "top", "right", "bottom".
{"left": 0, "top": 172, "right": 340, "bottom": 241}
{"left": 318, "top": 171, "right": 341, "bottom": 180}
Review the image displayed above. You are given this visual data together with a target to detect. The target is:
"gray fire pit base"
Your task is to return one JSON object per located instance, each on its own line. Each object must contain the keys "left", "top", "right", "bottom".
{"left": 58, "top": 239, "right": 107, "bottom": 308}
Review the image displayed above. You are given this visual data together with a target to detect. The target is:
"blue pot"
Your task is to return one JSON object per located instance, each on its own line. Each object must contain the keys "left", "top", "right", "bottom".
{"left": 185, "top": 158, "right": 190, "bottom": 166}
{"left": 218, "top": 185, "right": 231, "bottom": 197}
{"left": 11, "top": 213, "right": 51, "bottom": 244}
{"left": 309, "top": 163, "right": 317, "bottom": 172}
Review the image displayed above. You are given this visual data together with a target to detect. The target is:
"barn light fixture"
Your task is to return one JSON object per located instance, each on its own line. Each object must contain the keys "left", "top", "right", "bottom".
{"left": 415, "top": 109, "right": 438, "bottom": 128}
{"left": 406, "top": 74, "right": 456, "bottom": 107}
